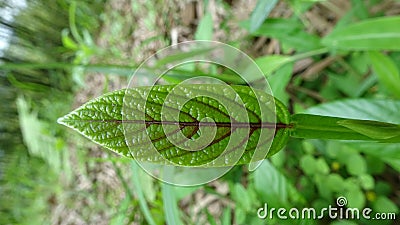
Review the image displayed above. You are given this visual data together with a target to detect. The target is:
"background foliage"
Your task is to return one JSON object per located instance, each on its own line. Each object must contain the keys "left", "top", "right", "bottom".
{"left": 0, "top": 0, "right": 399, "bottom": 224}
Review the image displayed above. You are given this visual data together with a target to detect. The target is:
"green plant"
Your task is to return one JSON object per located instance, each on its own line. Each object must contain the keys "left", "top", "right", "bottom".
{"left": 3, "top": 0, "right": 400, "bottom": 224}
{"left": 58, "top": 84, "right": 400, "bottom": 166}
{"left": 54, "top": 5, "right": 400, "bottom": 223}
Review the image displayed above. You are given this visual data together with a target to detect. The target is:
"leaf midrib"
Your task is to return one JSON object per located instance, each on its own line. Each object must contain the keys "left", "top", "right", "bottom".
{"left": 62, "top": 119, "right": 292, "bottom": 129}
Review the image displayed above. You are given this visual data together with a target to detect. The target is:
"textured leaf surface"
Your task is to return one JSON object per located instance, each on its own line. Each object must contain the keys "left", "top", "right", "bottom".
{"left": 58, "top": 85, "right": 291, "bottom": 166}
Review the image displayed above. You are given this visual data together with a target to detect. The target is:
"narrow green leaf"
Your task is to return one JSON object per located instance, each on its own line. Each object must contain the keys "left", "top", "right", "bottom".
{"left": 305, "top": 99, "right": 400, "bottom": 124}
{"left": 291, "top": 114, "right": 400, "bottom": 142}
{"left": 109, "top": 195, "right": 131, "bottom": 225}
{"left": 291, "top": 114, "right": 371, "bottom": 140}
{"left": 58, "top": 85, "right": 291, "bottom": 166}
{"left": 162, "top": 181, "right": 183, "bottom": 225}
{"left": 368, "top": 51, "right": 400, "bottom": 98}
{"left": 221, "top": 208, "right": 232, "bottom": 225}
{"left": 337, "top": 120, "right": 400, "bottom": 140}
{"left": 267, "top": 62, "right": 293, "bottom": 105}
{"left": 322, "top": 16, "right": 400, "bottom": 50}
{"left": 248, "top": 18, "right": 322, "bottom": 51}
{"left": 255, "top": 55, "right": 291, "bottom": 76}
{"left": 249, "top": 0, "right": 279, "bottom": 32}
{"left": 243, "top": 18, "right": 302, "bottom": 36}
{"left": 252, "top": 160, "right": 293, "bottom": 207}
{"left": 154, "top": 47, "right": 215, "bottom": 68}
{"left": 231, "top": 183, "right": 252, "bottom": 211}
{"left": 131, "top": 162, "right": 157, "bottom": 225}
{"left": 195, "top": 13, "right": 213, "bottom": 40}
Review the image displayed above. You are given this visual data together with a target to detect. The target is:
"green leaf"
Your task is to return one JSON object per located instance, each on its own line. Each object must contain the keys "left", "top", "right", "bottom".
{"left": 326, "top": 174, "right": 345, "bottom": 192}
{"left": 252, "top": 160, "right": 292, "bottom": 207}
{"left": 315, "top": 158, "right": 329, "bottom": 175}
{"left": 231, "top": 183, "right": 252, "bottom": 211}
{"left": 244, "top": 18, "right": 302, "bottom": 36}
{"left": 234, "top": 207, "right": 246, "bottom": 225}
{"left": 345, "top": 188, "right": 365, "bottom": 209}
{"left": 322, "top": 16, "right": 400, "bottom": 50}
{"left": 195, "top": 12, "right": 213, "bottom": 40}
{"left": 292, "top": 114, "right": 400, "bottom": 142}
{"left": 300, "top": 155, "right": 317, "bottom": 175}
{"left": 255, "top": 55, "right": 292, "bottom": 76}
{"left": 58, "top": 85, "right": 291, "bottom": 166}
{"left": 109, "top": 195, "right": 132, "bottom": 225}
{"left": 221, "top": 208, "right": 232, "bottom": 225}
{"left": 373, "top": 196, "right": 399, "bottom": 214}
{"left": 346, "top": 142, "right": 400, "bottom": 172}
{"left": 131, "top": 162, "right": 158, "bottom": 225}
{"left": 305, "top": 99, "right": 400, "bottom": 141}
{"left": 17, "top": 97, "right": 62, "bottom": 172}
{"left": 345, "top": 153, "right": 366, "bottom": 176}
{"left": 266, "top": 62, "right": 293, "bottom": 105}
{"left": 358, "top": 174, "right": 374, "bottom": 190}
{"left": 368, "top": 51, "right": 400, "bottom": 98}
{"left": 248, "top": 18, "right": 322, "bottom": 51}
{"left": 290, "top": 114, "right": 377, "bottom": 140}
{"left": 154, "top": 46, "right": 215, "bottom": 68}
{"left": 249, "top": 0, "right": 279, "bottom": 32}
{"left": 162, "top": 182, "right": 183, "bottom": 225}
{"left": 338, "top": 120, "right": 400, "bottom": 140}
{"left": 331, "top": 221, "right": 359, "bottom": 225}
{"left": 305, "top": 99, "right": 400, "bottom": 124}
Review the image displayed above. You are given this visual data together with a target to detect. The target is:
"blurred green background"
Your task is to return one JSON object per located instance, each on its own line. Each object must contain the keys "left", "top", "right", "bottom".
{"left": 0, "top": 0, "right": 399, "bottom": 224}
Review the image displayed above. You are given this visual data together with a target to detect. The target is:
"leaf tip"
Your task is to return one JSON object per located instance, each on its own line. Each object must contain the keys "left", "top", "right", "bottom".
{"left": 57, "top": 115, "right": 68, "bottom": 126}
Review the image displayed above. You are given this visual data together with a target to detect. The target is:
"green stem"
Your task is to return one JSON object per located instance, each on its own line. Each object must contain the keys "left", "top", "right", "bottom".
{"left": 69, "top": 1, "right": 83, "bottom": 44}
{"left": 0, "top": 62, "right": 134, "bottom": 70}
{"left": 289, "top": 48, "right": 329, "bottom": 62}
{"left": 0, "top": 62, "right": 245, "bottom": 83}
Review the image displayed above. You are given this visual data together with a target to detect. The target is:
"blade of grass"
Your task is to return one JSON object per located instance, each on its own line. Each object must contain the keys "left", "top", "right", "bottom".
{"left": 195, "top": 12, "right": 213, "bottom": 40}
{"left": 130, "top": 162, "right": 157, "bottom": 225}
{"left": 250, "top": 0, "right": 279, "bottom": 32}
{"left": 162, "top": 168, "right": 184, "bottom": 225}
{"left": 68, "top": 1, "right": 83, "bottom": 44}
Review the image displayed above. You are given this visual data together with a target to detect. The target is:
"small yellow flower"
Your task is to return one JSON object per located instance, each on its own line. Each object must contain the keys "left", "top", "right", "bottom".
{"left": 331, "top": 161, "right": 340, "bottom": 171}
{"left": 366, "top": 191, "right": 376, "bottom": 202}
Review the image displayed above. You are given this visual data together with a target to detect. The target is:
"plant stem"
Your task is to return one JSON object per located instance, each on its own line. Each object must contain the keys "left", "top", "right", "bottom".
{"left": 69, "top": 1, "right": 83, "bottom": 43}
{"left": 289, "top": 48, "right": 329, "bottom": 62}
